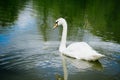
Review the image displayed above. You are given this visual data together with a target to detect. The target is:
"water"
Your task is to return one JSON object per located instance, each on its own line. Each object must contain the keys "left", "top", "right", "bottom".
{"left": 0, "top": 0, "right": 120, "bottom": 80}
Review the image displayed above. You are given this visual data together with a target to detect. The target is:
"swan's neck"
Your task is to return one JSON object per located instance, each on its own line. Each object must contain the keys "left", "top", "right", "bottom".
{"left": 59, "top": 21, "right": 67, "bottom": 52}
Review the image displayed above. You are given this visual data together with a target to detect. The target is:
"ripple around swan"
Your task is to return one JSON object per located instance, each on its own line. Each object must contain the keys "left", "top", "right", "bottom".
{"left": 0, "top": 42, "right": 62, "bottom": 71}
{"left": 0, "top": 41, "right": 120, "bottom": 80}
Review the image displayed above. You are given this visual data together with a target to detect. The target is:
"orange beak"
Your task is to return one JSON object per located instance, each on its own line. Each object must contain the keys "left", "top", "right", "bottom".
{"left": 53, "top": 23, "right": 58, "bottom": 29}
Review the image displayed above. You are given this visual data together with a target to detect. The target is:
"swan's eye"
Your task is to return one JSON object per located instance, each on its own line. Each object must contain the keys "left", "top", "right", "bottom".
{"left": 55, "top": 21, "right": 58, "bottom": 24}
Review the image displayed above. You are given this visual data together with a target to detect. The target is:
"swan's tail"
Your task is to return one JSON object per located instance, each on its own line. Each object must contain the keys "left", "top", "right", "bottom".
{"left": 90, "top": 54, "right": 105, "bottom": 61}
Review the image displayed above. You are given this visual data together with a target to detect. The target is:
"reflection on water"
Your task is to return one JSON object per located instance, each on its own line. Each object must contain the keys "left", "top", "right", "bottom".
{"left": 0, "top": 0, "right": 120, "bottom": 80}
{"left": 56, "top": 55, "right": 104, "bottom": 80}
{"left": 0, "top": 0, "right": 28, "bottom": 26}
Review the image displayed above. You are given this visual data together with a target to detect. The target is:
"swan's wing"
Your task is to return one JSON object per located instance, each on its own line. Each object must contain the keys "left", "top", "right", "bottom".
{"left": 65, "top": 42, "right": 104, "bottom": 60}
{"left": 67, "top": 42, "right": 93, "bottom": 52}
{"left": 64, "top": 42, "right": 92, "bottom": 58}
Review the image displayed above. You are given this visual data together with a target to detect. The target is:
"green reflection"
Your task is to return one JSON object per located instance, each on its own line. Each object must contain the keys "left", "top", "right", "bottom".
{"left": 86, "top": 0, "right": 120, "bottom": 43}
{"left": 0, "top": 0, "right": 28, "bottom": 26}
{"left": 33, "top": 0, "right": 120, "bottom": 43}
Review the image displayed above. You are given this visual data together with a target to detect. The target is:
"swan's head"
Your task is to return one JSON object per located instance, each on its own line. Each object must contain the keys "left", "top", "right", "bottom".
{"left": 53, "top": 18, "right": 66, "bottom": 29}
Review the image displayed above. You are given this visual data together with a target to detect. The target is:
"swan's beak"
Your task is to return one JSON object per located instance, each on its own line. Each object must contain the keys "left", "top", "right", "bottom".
{"left": 53, "top": 23, "right": 58, "bottom": 29}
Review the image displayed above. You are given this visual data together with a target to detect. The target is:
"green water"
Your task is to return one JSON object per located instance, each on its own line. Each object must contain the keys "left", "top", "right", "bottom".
{"left": 0, "top": 0, "right": 120, "bottom": 80}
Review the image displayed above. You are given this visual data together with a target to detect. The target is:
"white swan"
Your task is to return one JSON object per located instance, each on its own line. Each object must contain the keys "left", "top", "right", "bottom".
{"left": 53, "top": 18, "right": 104, "bottom": 61}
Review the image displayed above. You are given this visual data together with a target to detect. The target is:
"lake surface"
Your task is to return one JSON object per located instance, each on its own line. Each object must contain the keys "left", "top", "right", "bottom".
{"left": 0, "top": 0, "right": 120, "bottom": 80}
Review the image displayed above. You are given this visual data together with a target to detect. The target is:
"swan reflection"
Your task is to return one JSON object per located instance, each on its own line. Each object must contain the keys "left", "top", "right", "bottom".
{"left": 56, "top": 54, "right": 103, "bottom": 80}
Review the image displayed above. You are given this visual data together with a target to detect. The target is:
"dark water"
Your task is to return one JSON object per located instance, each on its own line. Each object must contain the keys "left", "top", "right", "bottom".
{"left": 0, "top": 0, "right": 120, "bottom": 80}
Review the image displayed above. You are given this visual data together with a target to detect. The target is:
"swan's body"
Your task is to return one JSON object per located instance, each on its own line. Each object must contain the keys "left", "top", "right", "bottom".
{"left": 54, "top": 18, "right": 104, "bottom": 61}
